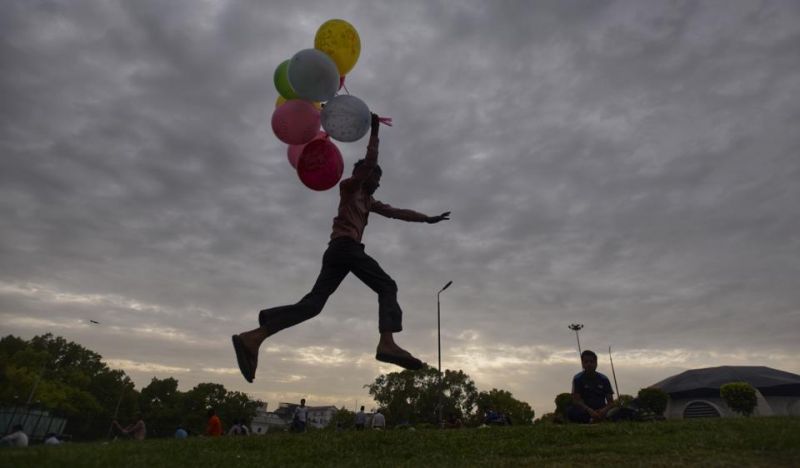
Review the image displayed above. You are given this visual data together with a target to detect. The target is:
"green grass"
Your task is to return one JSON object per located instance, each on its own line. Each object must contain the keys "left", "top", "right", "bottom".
{"left": 2, "top": 418, "right": 799, "bottom": 467}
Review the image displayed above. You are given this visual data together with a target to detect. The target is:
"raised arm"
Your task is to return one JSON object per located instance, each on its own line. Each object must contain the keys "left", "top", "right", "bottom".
{"left": 348, "top": 113, "right": 382, "bottom": 186}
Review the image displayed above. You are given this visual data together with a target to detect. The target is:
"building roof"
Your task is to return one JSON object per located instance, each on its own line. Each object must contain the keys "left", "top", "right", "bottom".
{"left": 651, "top": 366, "right": 800, "bottom": 399}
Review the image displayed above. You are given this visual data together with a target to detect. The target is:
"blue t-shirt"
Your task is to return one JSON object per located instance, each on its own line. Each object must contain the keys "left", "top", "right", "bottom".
{"left": 572, "top": 371, "right": 614, "bottom": 410}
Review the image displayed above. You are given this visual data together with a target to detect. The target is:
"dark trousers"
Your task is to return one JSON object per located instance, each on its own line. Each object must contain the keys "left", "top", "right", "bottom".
{"left": 566, "top": 405, "right": 593, "bottom": 424}
{"left": 259, "top": 237, "right": 403, "bottom": 334}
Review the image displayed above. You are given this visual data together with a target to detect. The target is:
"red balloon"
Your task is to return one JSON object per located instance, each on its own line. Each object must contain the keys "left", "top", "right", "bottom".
{"left": 287, "top": 131, "right": 327, "bottom": 169}
{"left": 297, "top": 139, "right": 344, "bottom": 191}
{"left": 271, "top": 100, "right": 320, "bottom": 145}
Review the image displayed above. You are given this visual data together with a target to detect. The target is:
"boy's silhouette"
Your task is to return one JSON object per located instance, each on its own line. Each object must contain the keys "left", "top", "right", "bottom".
{"left": 233, "top": 113, "right": 449, "bottom": 382}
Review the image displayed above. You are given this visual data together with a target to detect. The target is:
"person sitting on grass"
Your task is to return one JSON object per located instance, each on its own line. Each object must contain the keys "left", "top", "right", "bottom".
{"left": 44, "top": 432, "right": 61, "bottom": 445}
{"left": 228, "top": 419, "right": 250, "bottom": 436}
{"left": 232, "top": 113, "right": 450, "bottom": 382}
{"left": 484, "top": 407, "right": 505, "bottom": 426}
{"left": 206, "top": 408, "right": 223, "bottom": 437}
{"left": 567, "top": 350, "right": 615, "bottom": 423}
{"left": 0, "top": 424, "right": 28, "bottom": 447}
{"left": 113, "top": 414, "right": 146, "bottom": 440}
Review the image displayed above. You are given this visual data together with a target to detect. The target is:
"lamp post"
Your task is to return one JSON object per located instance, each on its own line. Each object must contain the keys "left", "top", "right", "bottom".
{"left": 437, "top": 280, "right": 452, "bottom": 427}
{"left": 568, "top": 323, "right": 584, "bottom": 358}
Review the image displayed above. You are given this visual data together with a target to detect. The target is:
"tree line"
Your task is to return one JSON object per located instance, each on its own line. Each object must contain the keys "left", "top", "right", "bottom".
{"left": 2, "top": 333, "right": 537, "bottom": 439}
{"left": 0, "top": 334, "right": 260, "bottom": 440}
{"left": 364, "top": 365, "right": 535, "bottom": 426}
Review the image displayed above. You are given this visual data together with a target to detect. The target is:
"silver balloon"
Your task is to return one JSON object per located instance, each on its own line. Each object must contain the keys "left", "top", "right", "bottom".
{"left": 321, "top": 95, "right": 371, "bottom": 142}
{"left": 288, "top": 49, "right": 340, "bottom": 102}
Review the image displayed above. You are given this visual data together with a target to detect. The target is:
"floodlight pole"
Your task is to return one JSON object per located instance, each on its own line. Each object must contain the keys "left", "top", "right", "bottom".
{"left": 568, "top": 323, "right": 584, "bottom": 358}
{"left": 437, "top": 280, "right": 452, "bottom": 427}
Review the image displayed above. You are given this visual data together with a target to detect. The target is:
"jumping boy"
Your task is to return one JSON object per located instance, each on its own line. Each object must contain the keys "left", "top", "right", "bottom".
{"left": 232, "top": 113, "right": 450, "bottom": 382}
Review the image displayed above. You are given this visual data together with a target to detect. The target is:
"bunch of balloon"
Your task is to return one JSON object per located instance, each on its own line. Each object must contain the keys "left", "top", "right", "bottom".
{"left": 271, "top": 19, "right": 373, "bottom": 191}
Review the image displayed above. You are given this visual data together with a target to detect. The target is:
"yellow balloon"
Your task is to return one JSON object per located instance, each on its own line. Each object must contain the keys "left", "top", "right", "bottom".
{"left": 275, "top": 96, "right": 322, "bottom": 110}
{"left": 314, "top": 19, "right": 361, "bottom": 76}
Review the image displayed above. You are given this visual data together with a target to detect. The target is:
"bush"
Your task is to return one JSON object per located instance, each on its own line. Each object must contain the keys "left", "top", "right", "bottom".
{"left": 554, "top": 393, "right": 573, "bottom": 416}
{"left": 720, "top": 382, "right": 757, "bottom": 417}
{"left": 534, "top": 412, "right": 559, "bottom": 424}
{"left": 637, "top": 388, "right": 669, "bottom": 416}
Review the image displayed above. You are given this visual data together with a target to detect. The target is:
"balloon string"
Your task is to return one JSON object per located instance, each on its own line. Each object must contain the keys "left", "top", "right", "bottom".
{"left": 343, "top": 82, "right": 350, "bottom": 95}
{"left": 378, "top": 116, "right": 393, "bottom": 127}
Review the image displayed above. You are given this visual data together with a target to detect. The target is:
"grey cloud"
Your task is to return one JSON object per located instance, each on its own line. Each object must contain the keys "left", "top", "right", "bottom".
{"left": 2, "top": 0, "right": 799, "bottom": 418}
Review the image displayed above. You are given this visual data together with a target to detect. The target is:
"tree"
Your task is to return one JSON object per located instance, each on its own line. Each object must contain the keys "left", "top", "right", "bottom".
{"left": 366, "top": 365, "right": 478, "bottom": 425}
{"left": 474, "top": 388, "right": 535, "bottom": 425}
{"left": 139, "top": 377, "right": 184, "bottom": 437}
{"left": 181, "top": 383, "right": 261, "bottom": 434}
{"left": 0, "top": 334, "right": 265, "bottom": 440}
{"left": 720, "top": 382, "right": 757, "bottom": 417}
{"left": 0, "top": 334, "right": 139, "bottom": 440}
{"left": 327, "top": 407, "right": 354, "bottom": 430}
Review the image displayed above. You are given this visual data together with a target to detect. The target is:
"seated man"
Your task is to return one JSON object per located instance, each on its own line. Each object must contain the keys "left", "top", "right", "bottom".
{"left": 113, "top": 414, "right": 146, "bottom": 440}
{"left": 567, "top": 350, "right": 615, "bottom": 423}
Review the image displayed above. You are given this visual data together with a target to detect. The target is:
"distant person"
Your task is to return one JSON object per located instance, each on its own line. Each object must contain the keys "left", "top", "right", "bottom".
{"left": 371, "top": 410, "right": 386, "bottom": 430}
{"left": 484, "top": 408, "right": 504, "bottom": 426}
{"left": 44, "top": 432, "right": 61, "bottom": 445}
{"left": 206, "top": 408, "right": 223, "bottom": 437}
{"left": 1, "top": 424, "right": 28, "bottom": 447}
{"left": 232, "top": 114, "right": 451, "bottom": 382}
{"left": 113, "top": 414, "right": 146, "bottom": 440}
{"left": 228, "top": 419, "right": 250, "bottom": 436}
{"left": 174, "top": 426, "right": 188, "bottom": 439}
{"left": 292, "top": 399, "right": 308, "bottom": 433}
{"left": 567, "top": 349, "right": 615, "bottom": 423}
{"left": 445, "top": 414, "right": 463, "bottom": 429}
{"left": 354, "top": 406, "right": 367, "bottom": 431}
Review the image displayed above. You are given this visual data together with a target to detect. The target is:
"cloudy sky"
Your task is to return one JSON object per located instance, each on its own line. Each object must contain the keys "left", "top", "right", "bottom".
{"left": 2, "top": 0, "right": 799, "bottom": 418}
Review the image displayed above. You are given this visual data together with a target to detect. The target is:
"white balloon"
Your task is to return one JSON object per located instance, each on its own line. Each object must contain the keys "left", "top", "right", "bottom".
{"left": 321, "top": 95, "right": 371, "bottom": 142}
{"left": 288, "top": 49, "right": 339, "bottom": 102}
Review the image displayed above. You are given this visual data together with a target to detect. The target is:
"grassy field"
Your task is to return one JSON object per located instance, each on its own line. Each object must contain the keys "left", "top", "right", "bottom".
{"left": 2, "top": 417, "right": 799, "bottom": 467}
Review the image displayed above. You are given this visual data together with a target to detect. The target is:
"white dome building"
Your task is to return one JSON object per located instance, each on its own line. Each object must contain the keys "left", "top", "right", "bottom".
{"left": 650, "top": 366, "right": 800, "bottom": 419}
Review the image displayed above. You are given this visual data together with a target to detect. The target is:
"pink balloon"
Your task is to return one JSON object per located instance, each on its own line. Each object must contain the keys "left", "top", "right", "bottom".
{"left": 297, "top": 139, "right": 344, "bottom": 191}
{"left": 271, "top": 100, "right": 320, "bottom": 145}
{"left": 287, "top": 131, "right": 327, "bottom": 169}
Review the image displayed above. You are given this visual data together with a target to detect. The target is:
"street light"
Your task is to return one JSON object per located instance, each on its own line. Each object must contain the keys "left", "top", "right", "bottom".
{"left": 568, "top": 323, "right": 584, "bottom": 357}
{"left": 437, "top": 280, "right": 452, "bottom": 427}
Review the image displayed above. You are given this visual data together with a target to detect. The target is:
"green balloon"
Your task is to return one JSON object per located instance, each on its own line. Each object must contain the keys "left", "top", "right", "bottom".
{"left": 274, "top": 60, "right": 298, "bottom": 100}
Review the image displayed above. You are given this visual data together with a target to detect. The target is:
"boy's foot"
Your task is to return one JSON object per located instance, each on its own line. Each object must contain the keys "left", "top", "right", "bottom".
{"left": 232, "top": 334, "right": 258, "bottom": 382}
{"left": 375, "top": 348, "right": 424, "bottom": 370}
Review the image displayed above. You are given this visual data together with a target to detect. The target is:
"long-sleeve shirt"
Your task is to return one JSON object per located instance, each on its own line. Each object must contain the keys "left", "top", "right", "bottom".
{"left": 330, "top": 135, "right": 428, "bottom": 242}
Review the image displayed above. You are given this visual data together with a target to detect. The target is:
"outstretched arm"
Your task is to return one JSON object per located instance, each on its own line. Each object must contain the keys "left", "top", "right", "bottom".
{"left": 371, "top": 202, "right": 451, "bottom": 224}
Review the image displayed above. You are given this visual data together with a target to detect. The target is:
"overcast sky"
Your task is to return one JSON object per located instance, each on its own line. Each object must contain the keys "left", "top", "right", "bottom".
{"left": 2, "top": 0, "right": 799, "bottom": 418}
